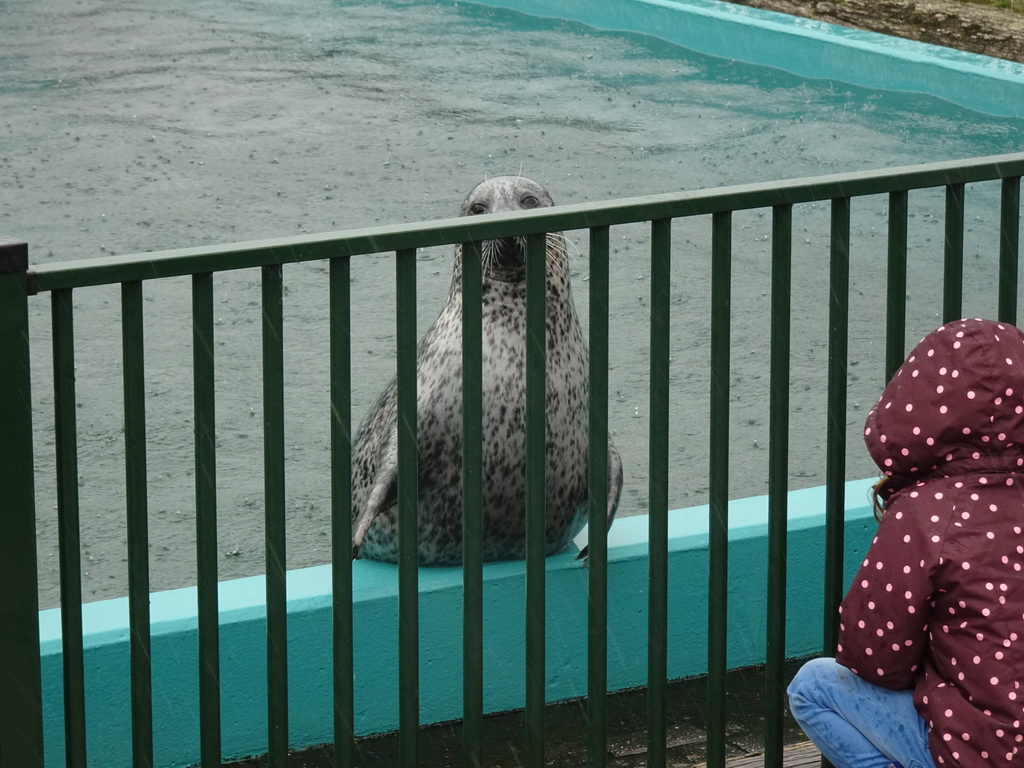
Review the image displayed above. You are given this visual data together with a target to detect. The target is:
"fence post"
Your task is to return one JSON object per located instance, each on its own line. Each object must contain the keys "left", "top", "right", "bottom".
{"left": 0, "top": 237, "right": 44, "bottom": 768}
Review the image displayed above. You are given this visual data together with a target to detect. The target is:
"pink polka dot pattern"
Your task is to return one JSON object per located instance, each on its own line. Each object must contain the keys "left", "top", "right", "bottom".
{"left": 865, "top": 319, "right": 1024, "bottom": 488}
{"left": 838, "top": 319, "right": 1024, "bottom": 768}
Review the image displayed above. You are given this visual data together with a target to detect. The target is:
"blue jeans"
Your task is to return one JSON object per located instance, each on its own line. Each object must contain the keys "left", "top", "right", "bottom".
{"left": 787, "top": 657, "right": 936, "bottom": 768}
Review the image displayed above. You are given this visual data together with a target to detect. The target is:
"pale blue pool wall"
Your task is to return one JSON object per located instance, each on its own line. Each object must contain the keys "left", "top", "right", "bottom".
{"left": 478, "top": 0, "right": 1024, "bottom": 118}
{"left": 40, "top": 480, "right": 878, "bottom": 768}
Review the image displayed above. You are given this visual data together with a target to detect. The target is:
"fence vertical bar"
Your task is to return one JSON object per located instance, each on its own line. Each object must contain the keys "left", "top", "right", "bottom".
{"left": 886, "top": 191, "right": 909, "bottom": 381}
{"left": 193, "top": 272, "right": 221, "bottom": 767}
{"left": 525, "top": 232, "right": 548, "bottom": 768}
{"left": 824, "top": 199, "right": 850, "bottom": 654}
{"left": 707, "top": 212, "right": 731, "bottom": 768}
{"left": 586, "top": 226, "right": 611, "bottom": 768}
{"left": 123, "top": 279, "right": 154, "bottom": 768}
{"left": 396, "top": 248, "right": 420, "bottom": 768}
{"left": 331, "top": 255, "right": 355, "bottom": 768}
{"left": 999, "top": 176, "right": 1021, "bottom": 325}
{"left": 262, "top": 264, "right": 289, "bottom": 768}
{"left": 648, "top": 218, "right": 672, "bottom": 768}
{"left": 52, "top": 288, "right": 87, "bottom": 768}
{"left": 943, "top": 183, "right": 965, "bottom": 323}
{"left": 0, "top": 238, "right": 44, "bottom": 768}
{"left": 764, "top": 205, "right": 792, "bottom": 768}
{"left": 461, "top": 242, "right": 484, "bottom": 768}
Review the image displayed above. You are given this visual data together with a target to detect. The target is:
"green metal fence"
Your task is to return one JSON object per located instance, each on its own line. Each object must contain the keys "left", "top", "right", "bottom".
{"left": 1, "top": 152, "right": 1022, "bottom": 768}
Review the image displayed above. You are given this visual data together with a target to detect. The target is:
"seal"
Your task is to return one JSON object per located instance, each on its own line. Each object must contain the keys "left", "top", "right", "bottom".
{"left": 351, "top": 175, "right": 623, "bottom": 565}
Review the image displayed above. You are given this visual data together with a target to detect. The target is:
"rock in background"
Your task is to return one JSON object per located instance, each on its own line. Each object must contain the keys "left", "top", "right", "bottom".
{"left": 723, "top": 0, "right": 1024, "bottom": 63}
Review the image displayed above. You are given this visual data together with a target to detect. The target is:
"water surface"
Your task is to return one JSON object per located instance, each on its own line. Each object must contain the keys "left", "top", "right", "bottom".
{"left": 3, "top": 0, "right": 1023, "bottom": 605}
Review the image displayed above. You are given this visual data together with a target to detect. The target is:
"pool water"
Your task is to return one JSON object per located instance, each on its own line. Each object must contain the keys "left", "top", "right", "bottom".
{"left": 3, "top": 0, "right": 1023, "bottom": 606}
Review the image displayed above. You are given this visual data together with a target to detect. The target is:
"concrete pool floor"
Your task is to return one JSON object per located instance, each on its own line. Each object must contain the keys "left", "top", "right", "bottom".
{"left": 223, "top": 660, "right": 812, "bottom": 768}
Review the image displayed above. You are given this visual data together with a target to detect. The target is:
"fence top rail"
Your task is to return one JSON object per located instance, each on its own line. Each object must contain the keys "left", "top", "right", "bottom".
{"left": 26, "top": 151, "right": 1024, "bottom": 294}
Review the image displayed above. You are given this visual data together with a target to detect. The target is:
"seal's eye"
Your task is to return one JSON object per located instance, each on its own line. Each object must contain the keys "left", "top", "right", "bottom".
{"left": 521, "top": 195, "right": 540, "bottom": 208}
{"left": 469, "top": 202, "right": 487, "bottom": 215}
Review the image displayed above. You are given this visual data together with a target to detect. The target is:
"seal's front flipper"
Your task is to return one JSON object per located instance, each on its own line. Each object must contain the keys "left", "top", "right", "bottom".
{"left": 606, "top": 442, "right": 624, "bottom": 528}
{"left": 576, "top": 442, "right": 625, "bottom": 561}
{"left": 351, "top": 465, "right": 398, "bottom": 560}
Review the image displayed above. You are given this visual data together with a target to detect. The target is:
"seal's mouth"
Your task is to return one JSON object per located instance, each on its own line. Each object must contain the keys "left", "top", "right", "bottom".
{"left": 475, "top": 233, "right": 570, "bottom": 282}
{"left": 481, "top": 235, "right": 527, "bottom": 277}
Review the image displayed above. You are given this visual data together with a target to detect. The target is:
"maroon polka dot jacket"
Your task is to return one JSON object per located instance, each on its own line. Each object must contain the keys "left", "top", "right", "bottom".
{"left": 837, "top": 318, "right": 1024, "bottom": 767}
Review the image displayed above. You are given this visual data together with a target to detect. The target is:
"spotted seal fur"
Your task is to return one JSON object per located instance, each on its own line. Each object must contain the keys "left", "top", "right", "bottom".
{"left": 351, "top": 175, "right": 623, "bottom": 565}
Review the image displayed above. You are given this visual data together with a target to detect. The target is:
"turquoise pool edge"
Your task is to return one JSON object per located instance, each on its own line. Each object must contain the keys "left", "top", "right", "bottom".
{"left": 465, "top": 0, "right": 1024, "bottom": 118}
{"left": 38, "top": 479, "right": 877, "bottom": 768}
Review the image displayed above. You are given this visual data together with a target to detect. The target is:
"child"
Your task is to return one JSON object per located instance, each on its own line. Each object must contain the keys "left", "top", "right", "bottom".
{"left": 788, "top": 318, "right": 1024, "bottom": 768}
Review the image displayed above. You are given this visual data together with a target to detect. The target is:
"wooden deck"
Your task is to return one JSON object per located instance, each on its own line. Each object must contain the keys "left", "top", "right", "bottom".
{"left": 696, "top": 741, "right": 821, "bottom": 768}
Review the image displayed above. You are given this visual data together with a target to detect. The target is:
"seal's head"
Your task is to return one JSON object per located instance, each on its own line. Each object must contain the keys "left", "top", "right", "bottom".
{"left": 459, "top": 175, "right": 556, "bottom": 278}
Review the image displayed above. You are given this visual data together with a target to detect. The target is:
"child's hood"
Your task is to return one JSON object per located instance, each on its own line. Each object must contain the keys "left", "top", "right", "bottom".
{"left": 864, "top": 318, "right": 1024, "bottom": 495}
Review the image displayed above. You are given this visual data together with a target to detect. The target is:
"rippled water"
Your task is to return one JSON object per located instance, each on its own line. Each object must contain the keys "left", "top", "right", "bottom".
{"left": 3, "top": 0, "right": 1023, "bottom": 606}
